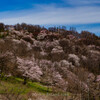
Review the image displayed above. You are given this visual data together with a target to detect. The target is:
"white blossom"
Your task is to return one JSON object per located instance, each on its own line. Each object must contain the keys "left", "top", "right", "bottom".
{"left": 17, "top": 57, "right": 43, "bottom": 81}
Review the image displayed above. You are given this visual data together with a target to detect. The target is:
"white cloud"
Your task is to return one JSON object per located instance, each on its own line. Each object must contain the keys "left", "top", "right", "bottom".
{"left": 0, "top": 4, "right": 100, "bottom": 25}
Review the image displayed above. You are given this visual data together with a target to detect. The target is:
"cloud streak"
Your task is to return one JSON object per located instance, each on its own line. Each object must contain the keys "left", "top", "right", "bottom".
{"left": 0, "top": 4, "right": 100, "bottom": 25}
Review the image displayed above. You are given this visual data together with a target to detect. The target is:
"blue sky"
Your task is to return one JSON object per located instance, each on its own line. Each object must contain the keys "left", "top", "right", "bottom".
{"left": 0, "top": 0, "right": 100, "bottom": 36}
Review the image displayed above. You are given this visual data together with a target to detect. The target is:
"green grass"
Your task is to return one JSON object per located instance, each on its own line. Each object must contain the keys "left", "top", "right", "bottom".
{"left": 0, "top": 76, "right": 52, "bottom": 95}
{"left": 28, "top": 82, "right": 52, "bottom": 93}
{"left": 0, "top": 76, "right": 72, "bottom": 100}
{"left": 15, "top": 77, "right": 24, "bottom": 82}
{"left": 0, "top": 81, "right": 28, "bottom": 94}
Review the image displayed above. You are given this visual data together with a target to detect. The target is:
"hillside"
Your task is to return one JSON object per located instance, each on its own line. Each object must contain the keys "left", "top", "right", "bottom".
{"left": 0, "top": 23, "right": 100, "bottom": 100}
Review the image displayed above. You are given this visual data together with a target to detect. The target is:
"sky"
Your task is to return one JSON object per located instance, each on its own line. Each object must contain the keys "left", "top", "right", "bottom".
{"left": 0, "top": 0, "right": 100, "bottom": 36}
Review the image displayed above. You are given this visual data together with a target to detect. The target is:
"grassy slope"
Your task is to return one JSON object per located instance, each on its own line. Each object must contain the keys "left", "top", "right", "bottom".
{"left": 0, "top": 77, "right": 52, "bottom": 94}
{"left": 0, "top": 76, "right": 53, "bottom": 100}
{"left": 0, "top": 77, "right": 72, "bottom": 100}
